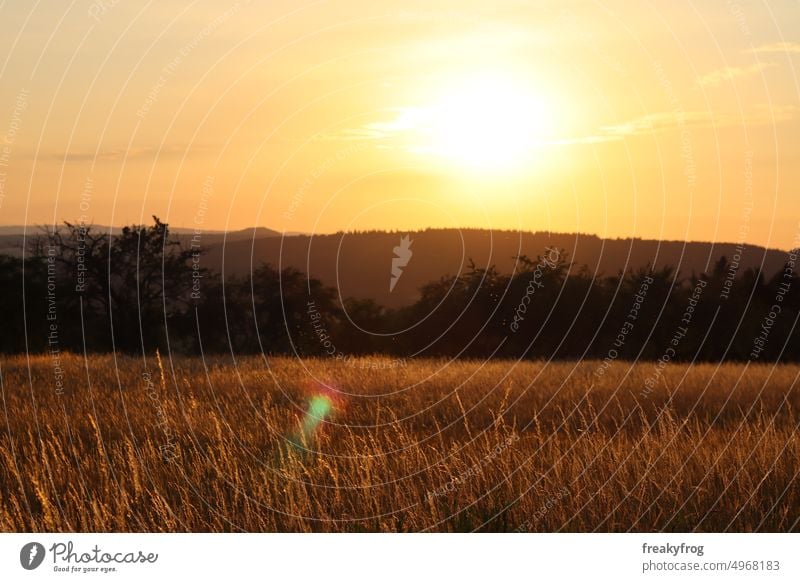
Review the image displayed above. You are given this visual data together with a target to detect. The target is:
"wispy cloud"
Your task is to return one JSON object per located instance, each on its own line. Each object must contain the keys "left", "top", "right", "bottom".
{"left": 40, "top": 145, "right": 214, "bottom": 162}
{"left": 317, "top": 103, "right": 796, "bottom": 150}
{"left": 746, "top": 42, "right": 800, "bottom": 54}
{"left": 544, "top": 135, "right": 621, "bottom": 145}
{"left": 601, "top": 111, "right": 714, "bottom": 136}
{"left": 696, "top": 63, "right": 776, "bottom": 87}
{"left": 298, "top": 108, "right": 420, "bottom": 144}
{"left": 600, "top": 105, "right": 795, "bottom": 137}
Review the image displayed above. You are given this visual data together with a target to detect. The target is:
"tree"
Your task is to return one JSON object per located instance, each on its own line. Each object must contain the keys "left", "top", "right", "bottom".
{"left": 45, "top": 216, "right": 200, "bottom": 353}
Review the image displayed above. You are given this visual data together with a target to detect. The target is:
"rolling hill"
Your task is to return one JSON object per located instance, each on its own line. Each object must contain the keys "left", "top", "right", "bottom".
{"left": 200, "top": 229, "right": 790, "bottom": 307}
{"left": 1, "top": 225, "right": 789, "bottom": 307}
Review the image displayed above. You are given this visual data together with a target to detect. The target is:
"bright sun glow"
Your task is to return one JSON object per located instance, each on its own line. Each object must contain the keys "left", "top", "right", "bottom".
{"left": 410, "top": 73, "right": 553, "bottom": 173}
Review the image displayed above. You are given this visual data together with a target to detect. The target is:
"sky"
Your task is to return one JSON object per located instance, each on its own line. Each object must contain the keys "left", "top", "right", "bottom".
{"left": 0, "top": 0, "right": 798, "bottom": 249}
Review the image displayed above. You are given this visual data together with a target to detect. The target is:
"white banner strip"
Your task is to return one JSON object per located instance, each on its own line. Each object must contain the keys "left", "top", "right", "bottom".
{"left": 1, "top": 533, "right": 796, "bottom": 581}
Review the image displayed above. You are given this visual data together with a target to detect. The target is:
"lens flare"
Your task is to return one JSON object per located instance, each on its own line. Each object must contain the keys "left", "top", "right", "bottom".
{"left": 285, "top": 384, "right": 340, "bottom": 453}
{"left": 300, "top": 394, "right": 333, "bottom": 439}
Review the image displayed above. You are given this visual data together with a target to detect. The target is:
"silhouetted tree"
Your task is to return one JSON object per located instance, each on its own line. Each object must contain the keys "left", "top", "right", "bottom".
{"left": 0, "top": 222, "right": 797, "bottom": 362}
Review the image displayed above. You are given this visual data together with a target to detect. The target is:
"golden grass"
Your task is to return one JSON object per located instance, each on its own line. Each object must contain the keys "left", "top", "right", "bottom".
{"left": 0, "top": 354, "right": 798, "bottom": 532}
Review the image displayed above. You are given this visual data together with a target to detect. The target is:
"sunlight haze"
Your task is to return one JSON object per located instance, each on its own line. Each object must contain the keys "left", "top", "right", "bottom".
{"left": 0, "top": 0, "right": 798, "bottom": 248}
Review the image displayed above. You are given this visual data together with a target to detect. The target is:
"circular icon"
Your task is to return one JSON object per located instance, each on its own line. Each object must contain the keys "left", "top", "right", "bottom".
{"left": 20, "top": 542, "right": 46, "bottom": 570}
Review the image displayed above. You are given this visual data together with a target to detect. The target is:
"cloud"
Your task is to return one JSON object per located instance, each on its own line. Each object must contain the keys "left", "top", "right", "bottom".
{"left": 295, "top": 108, "right": 421, "bottom": 145}
{"left": 318, "top": 103, "right": 796, "bottom": 150}
{"left": 41, "top": 145, "right": 214, "bottom": 162}
{"left": 600, "top": 105, "right": 796, "bottom": 137}
{"left": 601, "top": 111, "right": 715, "bottom": 136}
{"left": 696, "top": 63, "right": 776, "bottom": 87}
{"left": 747, "top": 42, "right": 800, "bottom": 54}
{"left": 544, "top": 135, "right": 621, "bottom": 145}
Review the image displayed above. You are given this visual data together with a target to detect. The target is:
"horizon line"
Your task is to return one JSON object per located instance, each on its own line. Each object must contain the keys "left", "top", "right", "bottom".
{"left": 0, "top": 223, "right": 796, "bottom": 252}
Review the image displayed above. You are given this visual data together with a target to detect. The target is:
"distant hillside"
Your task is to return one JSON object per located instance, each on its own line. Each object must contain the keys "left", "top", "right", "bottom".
{"left": 172, "top": 227, "right": 283, "bottom": 247}
{"left": 200, "top": 229, "right": 791, "bottom": 307}
{"left": 0, "top": 226, "right": 284, "bottom": 256}
{"left": 0, "top": 224, "right": 232, "bottom": 235}
{"left": 1, "top": 225, "right": 788, "bottom": 307}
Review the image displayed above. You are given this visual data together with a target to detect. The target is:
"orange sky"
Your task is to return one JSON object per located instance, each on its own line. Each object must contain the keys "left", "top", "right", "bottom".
{"left": 0, "top": 1, "right": 798, "bottom": 248}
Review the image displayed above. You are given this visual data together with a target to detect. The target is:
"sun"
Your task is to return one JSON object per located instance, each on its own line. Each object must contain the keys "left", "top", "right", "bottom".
{"left": 413, "top": 72, "right": 552, "bottom": 173}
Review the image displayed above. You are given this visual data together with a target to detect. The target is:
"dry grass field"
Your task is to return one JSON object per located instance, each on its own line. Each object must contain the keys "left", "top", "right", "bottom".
{"left": 0, "top": 353, "right": 798, "bottom": 532}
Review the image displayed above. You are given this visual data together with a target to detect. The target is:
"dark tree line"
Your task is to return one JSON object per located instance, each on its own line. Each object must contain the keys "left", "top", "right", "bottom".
{"left": 2, "top": 217, "right": 798, "bottom": 361}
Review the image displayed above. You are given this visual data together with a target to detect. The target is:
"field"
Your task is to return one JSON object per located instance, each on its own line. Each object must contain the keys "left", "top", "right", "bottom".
{"left": 0, "top": 354, "right": 798, "bottom": 532}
